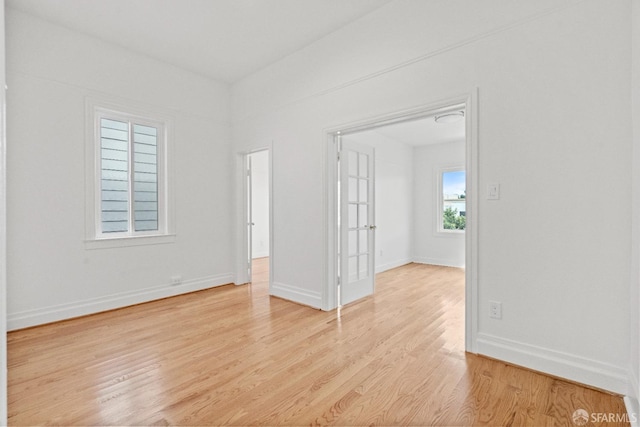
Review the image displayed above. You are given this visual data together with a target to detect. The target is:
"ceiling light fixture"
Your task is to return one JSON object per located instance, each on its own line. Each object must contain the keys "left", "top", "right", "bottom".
{"left": 434, "top": 111, "right": 464, "bottom": 124}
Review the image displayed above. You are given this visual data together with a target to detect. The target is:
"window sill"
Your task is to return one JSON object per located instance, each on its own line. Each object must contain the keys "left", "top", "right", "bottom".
{"left": 436, "top": 230, "right": 465, "bottom": 237}
{"left": 84, "top": 234, "right": 176, "bottom": 250}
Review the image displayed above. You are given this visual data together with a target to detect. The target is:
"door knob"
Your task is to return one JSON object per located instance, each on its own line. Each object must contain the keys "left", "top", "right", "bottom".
{"left": 369, "top": 225, "right": 377, "bottom": 230}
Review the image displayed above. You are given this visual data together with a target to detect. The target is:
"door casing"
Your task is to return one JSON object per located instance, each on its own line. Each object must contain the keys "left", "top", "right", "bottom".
{"left": 235, "top": 146, "right": 273, "bottom": 290}
{"left": 323, "top": 90, "right": 479, "bottom": 353}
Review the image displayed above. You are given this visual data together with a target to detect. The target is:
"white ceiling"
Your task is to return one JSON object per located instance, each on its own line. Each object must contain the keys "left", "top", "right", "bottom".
{"left": 7, "top": 0, "right": 392, "bottom": 83}
{"left": 7, "top": 0, "right": 464, "bottom": 144}
{"left": 364, "top": 112, "right": 466, "bottom": 147}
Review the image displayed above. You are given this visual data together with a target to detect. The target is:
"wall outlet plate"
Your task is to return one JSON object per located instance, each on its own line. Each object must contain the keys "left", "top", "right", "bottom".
{"left": 489, "top": 300, "right": 502, "bottom": 319}
{"left": 487, "top": 183, "right": 500, "bottom": 200}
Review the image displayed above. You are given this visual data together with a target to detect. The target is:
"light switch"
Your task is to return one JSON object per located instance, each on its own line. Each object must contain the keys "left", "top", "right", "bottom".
{"left": 487, "top": 183, "right": 500, "bottom": 200}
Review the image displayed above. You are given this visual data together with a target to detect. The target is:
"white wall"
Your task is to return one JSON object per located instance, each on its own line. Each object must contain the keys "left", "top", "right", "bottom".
{"left": 342, "top": 130, "right": 413, "bottom": 274}
{"left": 232, "top": 0, "right": 632, "bottom": 394}
{"left": 629, "top": 0, "right": 640, "bottom": 415}
{"left": 0, "top": 1, "right": 6, "bottom": 422}
{"left": 250, "top": 150, "right": 269, "bottom": 259}
{"left": 413, "top": 141, "right": 465, "bottom": 268}
{"left": 6, "top": 9, "right": 233, "bottom": 329}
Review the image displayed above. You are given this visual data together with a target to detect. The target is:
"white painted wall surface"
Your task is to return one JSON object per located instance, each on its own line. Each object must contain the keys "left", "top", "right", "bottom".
{"left": 413, "top": 141, "right": 465, "bottom": 268}
{"left": 341, "top": 131, "right": 413, "bottom": 274}
{"left": 629, "top": 0, "right": 640, "bottom": 415}
{"left": 232, "top": 0, "right": 632, "bottom": 393}
{"left": 250, "top": 150, "right": 269, "bottom": 259}
{"left": 6, "top": 9, "right": 233, "bottom": 329}
{"left": 0, "top": 1, "right": 6, "bottom": 422}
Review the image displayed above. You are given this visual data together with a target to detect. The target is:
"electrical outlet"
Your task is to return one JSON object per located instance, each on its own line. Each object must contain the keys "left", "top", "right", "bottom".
{"left": 489, "top": 301, "right": 502, "bottom": 319}
{"left": 170, "top": 275, "right": 182, "bottom": 286}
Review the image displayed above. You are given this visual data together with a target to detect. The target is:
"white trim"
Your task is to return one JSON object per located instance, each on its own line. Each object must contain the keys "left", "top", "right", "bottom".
{"left": 625, "top": 396, "right": 639, "bottom": 427}
{"left": 626, "top": 371, "right": 640, "bottom": 425}
{"left": 375, "top": 259, "right": 412, "bottom": 274}
{"left": 271, "top": 282, "right": 322, "bottom": 309}
{"left": 322, "top": 134, "right": 339, "bottom": 311}
{"left": 7, "top": 273, "right": 234, "bottom": 331}
{"left": 252, "top": 250, "right": 270, "bottom": 259}
{"left": 234, "top": 152, "right": 249, "bottom": 285}
{"left": 84, "top": 97, "right": 175, "bottom": 249}
{"left": 85, "top": 233, "right": 176, "bottom": 250}
{"left": 324, "top": 91, "right": 479, "bottom": 354}
{"left": 632, "top": 372, "right": 640, "bottom": 404}
{"left": 234, "top": 144, "right": 273, "bottom": 290}
{"left": 477, "top": 332, "right": 629, "bottom": 395}
{"left": 465, "top": 88, "right": 480, "bottom": 353}
{"left": 234, "top": 3, "right": 579, "bottom": 123}
{"left": 413, "top": 257, "right": 465, "bottom": 269}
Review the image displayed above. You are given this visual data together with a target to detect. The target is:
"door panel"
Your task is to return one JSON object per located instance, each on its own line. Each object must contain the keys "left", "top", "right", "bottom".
{"left": 340, "top": 140, "right": 375, "bottom": 305}
{"left": 246, "top": 156, "right": 253, "bottom": 281}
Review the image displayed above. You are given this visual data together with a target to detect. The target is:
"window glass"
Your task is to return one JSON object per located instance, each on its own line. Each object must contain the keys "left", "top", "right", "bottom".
{"left": 442, "top": 170, "right": 466, "bottom": 231}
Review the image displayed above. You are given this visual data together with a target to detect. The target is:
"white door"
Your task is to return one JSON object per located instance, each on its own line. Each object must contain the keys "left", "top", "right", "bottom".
{"left": 340, "top": 139, "right": 376, "bottom": 305}
{"left": 246, "top": 155, "right": 254, "bottom": 281}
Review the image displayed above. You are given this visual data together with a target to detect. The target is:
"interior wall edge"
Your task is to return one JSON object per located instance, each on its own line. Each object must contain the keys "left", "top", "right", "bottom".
{"left": 624, "top": 395, "right": 639, "bottom": 427}
{"left": 271, "top": 281, "right": 322, "bottom": 310}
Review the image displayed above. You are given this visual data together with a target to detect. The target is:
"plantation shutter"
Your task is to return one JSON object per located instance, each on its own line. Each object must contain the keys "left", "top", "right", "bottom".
{"left": 133, "top": 124, "right": 159, "bottom": 231}
{"left": 100, "top": 118, "right": 129, "bottom": 233}
{"left": 99, "top": 117, "right": 160, "bottom": 234}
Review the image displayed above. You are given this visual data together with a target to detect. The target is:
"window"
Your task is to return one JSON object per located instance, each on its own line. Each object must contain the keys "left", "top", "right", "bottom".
{"left": 440, "top": 169, "right": 466, "bottom": 232}
{"left": 86, "top": 102, "right": 173, "bottom": 247}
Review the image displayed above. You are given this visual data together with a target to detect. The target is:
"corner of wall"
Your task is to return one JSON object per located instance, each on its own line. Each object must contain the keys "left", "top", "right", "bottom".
{"left": 0, "top": 0, "right": 6, "bottom": 420}
{"left": 270, "top": 282, "right": 322, "bottom": 309}
{"left": 626, "top": 386, "right": 640, "bottom": 427}
{"left": 631, "top": 0, "right": 640, "bottom": 409}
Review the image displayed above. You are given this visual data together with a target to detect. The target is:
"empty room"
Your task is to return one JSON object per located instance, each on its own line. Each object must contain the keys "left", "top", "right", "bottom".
{"left": 1, "top": 0, "right": 640, "bottom": 425}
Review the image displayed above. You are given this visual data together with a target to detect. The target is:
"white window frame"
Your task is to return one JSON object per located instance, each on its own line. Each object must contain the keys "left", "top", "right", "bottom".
{"left": 437, "top": 165, "right": 466, "bottom": 235}
{"left": 85, "top": 99, "right": 175, "bottom": 249}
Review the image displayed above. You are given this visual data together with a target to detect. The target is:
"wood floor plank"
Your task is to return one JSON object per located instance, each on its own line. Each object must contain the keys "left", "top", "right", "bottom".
{"left": 7, "top": 259, "right": 628, "bottom": 425}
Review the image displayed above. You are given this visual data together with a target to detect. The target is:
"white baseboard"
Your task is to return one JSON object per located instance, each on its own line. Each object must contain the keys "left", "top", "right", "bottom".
{"left": 477, "top": 333, "right": 629, "bottom": 395}
{"left": 413, "top": 256, "right": 464, "bottom": 268}
{"left": 252, "top": 250, "right": 269, "bottom": 259}
{"left": 271, "top": 281, "right": 322, "bottom": 309}
{"left": 375, "top": 258, "right": 412, "bottom": 274}
{"left": 7, "top": 273, "right": 234, "bottom": 331}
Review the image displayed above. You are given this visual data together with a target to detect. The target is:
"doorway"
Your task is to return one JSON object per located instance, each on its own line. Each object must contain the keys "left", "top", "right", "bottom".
{"left": 236, "top": 147, "right": 273, "bottom": 291}
{"left": 325, "top": 93, "right": 478, "bottom": 352}
{"left": 248, "top": 150, "right": 270, "bottom": 284}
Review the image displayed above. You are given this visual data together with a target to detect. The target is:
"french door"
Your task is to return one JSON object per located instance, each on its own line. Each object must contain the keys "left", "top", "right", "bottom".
{"left": 339, "top": 139, "right": 376, "bottom": 305}
{"left": 246, "top": 155, "right": 253, "bottom": 281}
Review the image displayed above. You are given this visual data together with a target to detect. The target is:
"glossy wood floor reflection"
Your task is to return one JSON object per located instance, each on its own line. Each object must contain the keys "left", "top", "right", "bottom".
{"left": 8, "top": 259, "right": 628, "bottom": 426}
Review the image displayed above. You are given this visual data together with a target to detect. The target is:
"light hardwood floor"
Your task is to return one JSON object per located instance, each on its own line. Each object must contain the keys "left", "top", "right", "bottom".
{"left": 8, "top": 259, "right": 628, "bottom": 426}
